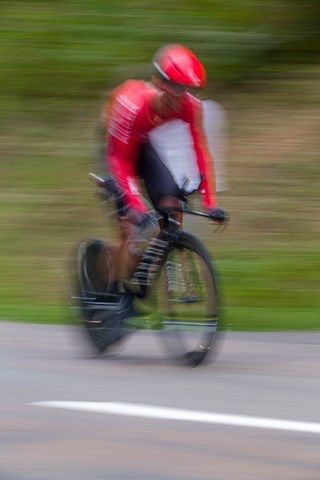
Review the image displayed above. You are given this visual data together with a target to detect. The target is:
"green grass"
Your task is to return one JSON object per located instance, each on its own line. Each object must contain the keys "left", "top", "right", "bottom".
{"left": 226, "top": 308, "right": 320, "bottom": 331}
{"left": 0, "top": 304, "right": 68, "bottom": 325}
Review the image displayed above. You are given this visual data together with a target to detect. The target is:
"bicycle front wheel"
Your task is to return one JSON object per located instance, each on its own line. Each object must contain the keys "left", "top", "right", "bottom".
{"left": 159, "top": 231, "right": 221, "bottom": 366}
{"left": 69, "top": 239, "right": 125, "bottom": 354}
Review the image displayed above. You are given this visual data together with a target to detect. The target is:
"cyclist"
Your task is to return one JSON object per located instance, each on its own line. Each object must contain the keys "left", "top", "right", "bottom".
{"left": 99, "top": 44, "right": 228, "bottom": 279}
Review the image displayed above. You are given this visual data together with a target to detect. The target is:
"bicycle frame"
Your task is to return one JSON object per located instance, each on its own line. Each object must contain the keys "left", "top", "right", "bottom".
{"left": 70, "top": 174, "right": 227, "bottom": 363}
{"left": 124, "top": 219, "right": 179, "bottom": 299}
{"left": 83, "top": 172, "right": 220, "bottom": 309}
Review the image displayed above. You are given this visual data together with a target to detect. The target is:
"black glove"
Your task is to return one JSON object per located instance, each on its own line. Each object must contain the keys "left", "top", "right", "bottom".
{"left": 207, "top": 207, "right": 229, "bottom": 223}
{"left": 102, "top": 178, "right": 123, "bottom": 199}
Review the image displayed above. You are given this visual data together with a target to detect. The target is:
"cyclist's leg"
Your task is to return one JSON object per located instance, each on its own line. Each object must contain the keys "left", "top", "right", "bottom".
{"left": 111, "top": 143, "right": 183, "bottom": 283}
{"left": 115, "top": 216, "right": 139, "bottom": 280}
{"left": 137, "top": 143, "right": 183, "bottom": 227}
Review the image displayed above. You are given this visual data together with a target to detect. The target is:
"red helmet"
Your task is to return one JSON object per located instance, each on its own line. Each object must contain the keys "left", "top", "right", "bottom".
{"left": 152, "top": 44, "right": 207, "bottom": 88}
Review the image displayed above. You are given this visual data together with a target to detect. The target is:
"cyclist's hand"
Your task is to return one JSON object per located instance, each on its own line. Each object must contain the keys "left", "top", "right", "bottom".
{"left": 95, "top": 178, "right": 121, "bottom": 202}
{"left": 207, "top": 207, "right": 229, "bottom": 224}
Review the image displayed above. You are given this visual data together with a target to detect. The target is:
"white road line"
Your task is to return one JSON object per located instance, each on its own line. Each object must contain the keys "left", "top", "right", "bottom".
{"left": 30, "top": 401, "right": 320, "bottom": 435}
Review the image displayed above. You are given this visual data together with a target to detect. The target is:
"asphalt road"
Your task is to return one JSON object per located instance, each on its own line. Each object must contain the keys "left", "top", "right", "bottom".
{"left": 1, "top": 321, "right": 320, "bottom": 480}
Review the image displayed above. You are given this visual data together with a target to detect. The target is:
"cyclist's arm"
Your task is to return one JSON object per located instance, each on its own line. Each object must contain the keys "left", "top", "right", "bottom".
{"left": 188, "top": 99, "right": 217, "bottom": 209}
{"left": 105, "top": 98, "right": 147, "bottom": 213}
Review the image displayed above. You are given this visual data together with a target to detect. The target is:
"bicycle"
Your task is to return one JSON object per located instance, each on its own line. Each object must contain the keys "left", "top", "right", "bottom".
{"left": 69, "top": 173, "right": 227, "bottom": 366}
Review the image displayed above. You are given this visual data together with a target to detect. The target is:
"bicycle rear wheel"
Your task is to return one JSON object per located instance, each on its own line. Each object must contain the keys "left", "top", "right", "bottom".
{"left": 159, "top": 231, "right": 221, "bottom": 366}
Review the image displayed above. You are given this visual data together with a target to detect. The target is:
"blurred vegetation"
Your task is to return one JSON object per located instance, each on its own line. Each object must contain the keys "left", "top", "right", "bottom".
{"left": 0, "top": 1, "right": 319, "bottom": 329}
{"left": 1, "top": 0, "right": 320, "bottom": 102}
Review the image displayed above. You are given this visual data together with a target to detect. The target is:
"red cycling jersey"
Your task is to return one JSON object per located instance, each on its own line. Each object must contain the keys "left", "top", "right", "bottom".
{"left": 103, "top": 79, "right": 217, "bottom": 213}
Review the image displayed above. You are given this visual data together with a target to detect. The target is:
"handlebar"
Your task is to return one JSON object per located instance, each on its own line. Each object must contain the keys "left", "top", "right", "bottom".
{"left": 89, "top": 172, "right": 227, "bottom": 224}
{"left": 89, "top": 172, "right": 105, "bottom": 187}
{"left": 89, "top": 173, "right": 127, "bottom": 215}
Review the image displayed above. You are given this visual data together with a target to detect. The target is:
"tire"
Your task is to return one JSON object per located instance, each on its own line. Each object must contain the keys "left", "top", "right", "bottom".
{"left": 158, "top": 231, "right": 222, "bottom": 366}
{"left": 69, "top": 239, "right": 129, "bottom": 354}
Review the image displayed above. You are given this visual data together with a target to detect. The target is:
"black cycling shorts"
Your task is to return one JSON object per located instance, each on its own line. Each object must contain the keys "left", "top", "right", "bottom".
{"left": 137, "top": 143, "right": 181, "bottom": 211}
